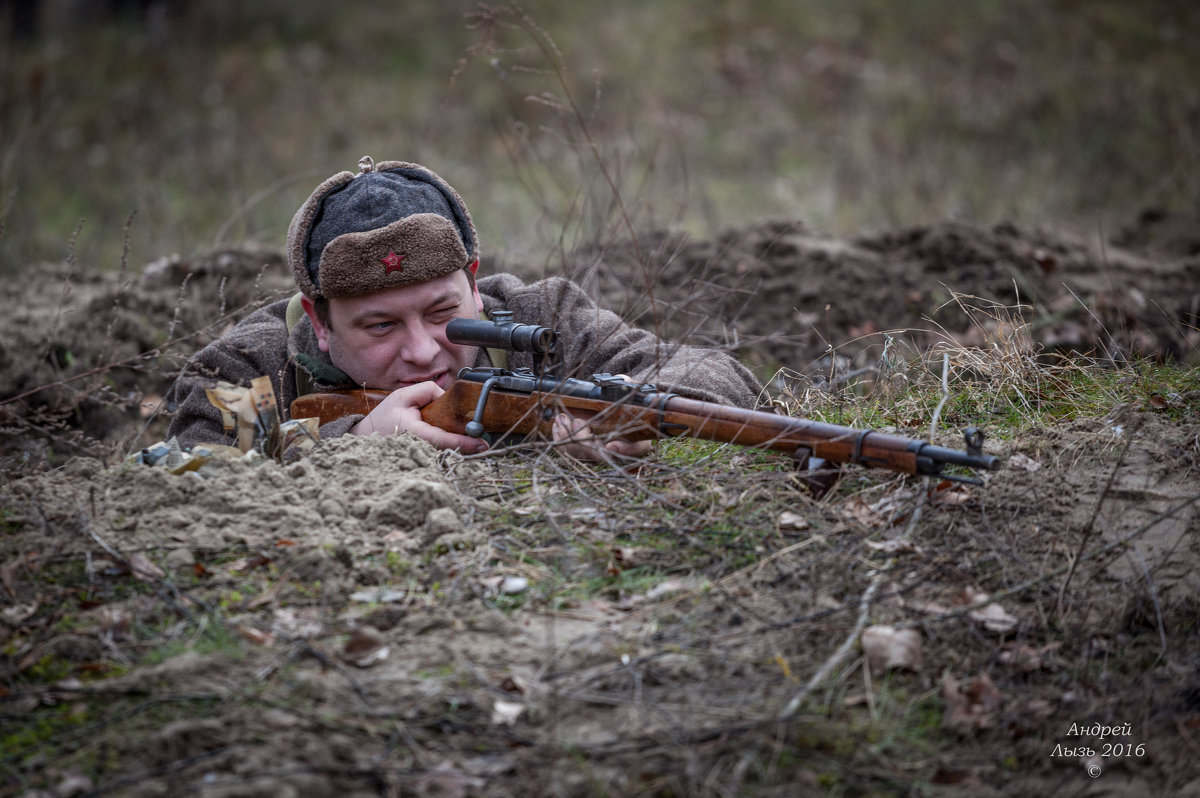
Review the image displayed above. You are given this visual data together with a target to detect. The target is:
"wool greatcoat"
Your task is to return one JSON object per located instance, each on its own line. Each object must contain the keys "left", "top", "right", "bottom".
{"left": 166, "top": 273, "right": 763, "bottom": 450}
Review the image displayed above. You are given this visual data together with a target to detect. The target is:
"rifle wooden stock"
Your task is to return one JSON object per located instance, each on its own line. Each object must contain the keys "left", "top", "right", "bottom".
{"left": 290, "top": 388, "right": 390, "bottom": 427}
{"left": 289, "top": 379, "right": 1001, "bottom": 478}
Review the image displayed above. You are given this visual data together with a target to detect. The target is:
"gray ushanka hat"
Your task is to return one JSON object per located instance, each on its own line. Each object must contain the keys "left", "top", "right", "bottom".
{"left": 287, "top": 157, "right": 479, "bottom": 299}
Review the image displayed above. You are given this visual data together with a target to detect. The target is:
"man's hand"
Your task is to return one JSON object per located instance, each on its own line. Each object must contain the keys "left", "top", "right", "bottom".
{"left": 351, "top": 381, "right": 488, "bottom": 454}
{"left": 551, "top": 413, "right": 653, "bottom": 462}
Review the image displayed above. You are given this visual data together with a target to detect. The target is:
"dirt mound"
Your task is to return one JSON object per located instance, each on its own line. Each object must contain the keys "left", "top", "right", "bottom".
{"left": 1, "top": 434, "right": 479, "bottom": 557}
{"left": 570, "top": 216, "right": 1200, "bottom": 375}
{"left": 1, "top": 214, "right": 1196, "bottom": 469}
{"left": 0, "top": 247, "right": 293, "bottom": 468}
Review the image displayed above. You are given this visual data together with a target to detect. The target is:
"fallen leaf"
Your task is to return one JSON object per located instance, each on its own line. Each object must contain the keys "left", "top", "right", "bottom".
{"left": 911, "top": 600, "right": 952, "bottom": 617}
{"left": 236, "top": 624, "right": 275, "bottom": 646}
{"left": 127, "top": 553, "right": 165, "bottom": 582}
{"left": 343, "top": 626, "right": 389, "bottom": 668}
{"left": 226, "top": 553, "right": 271, "bottom": 573}
{"left": 491, "top": 699, "right": 525, "bottom": 726}
{"left": 998, "top": 642, "right": 1059, "bottom": 672}
{"left": 350, "top": 587, "right": 407, "bottom": 603}
{"left": 865, "top": 538, "right": 918, "bottom": 554}
{"left": 861, "top": 625, "right": 923, "bottom": 673}
{"left": 1, "top": 602, "right": 38, "bottom": 625}
{"left": 272, "top": 607, "right": 325, "bottom": 639}
{"left": 778, "top": 511, "right": 810, "bottom": 531}
{"left": 478, "top": 575, "right": 528, "bottom": 596}
{"left": 86, "top": 556, "right": 122, "bottom": 577}
{"left": 460, "top": 754, "right": 517, "bottom": 777}
{"left": 413, "top": 762, "right": 485, "bottom": 798}
{"left": 942, "top": 671, "right": 1003, "bottom": 732}
{"left": 611, "top": 546, "right": 640, "bottom": 567}
{"left": 959, "top": 588, "right": 1019, "bottom": 634}
{"left": 842, "top": 691, "right": 869, "bottom": 707}
{"left": 90, "top": 605, "right": 131, "bottom": 639}
{"left": 843, "top": 490, "right": 919, "bottom": 528}
{"left": 499, "top": 674, "right": 527, "bottom": 694}
{"left": 500, "top": 576, "right": 528, "bottom": 595}
{"left": 382, "top": 529, "right": 413, "bottom": 544}
{"left": 620, "top": 577, "right": 703, "bottom": 609}
{"left": 1008, "top": 453, "right": 1041, "bottom": 472}
{"left": 929, "top": 483, "right": 971, "bottom": 505}
{"left": 969, "top": 602, "right": 1019, "bottom": 634}
{"left": 843, "top": 497, "right": 885, "bottom": 528}
{"left": 643, "top": 578, "right": 693, "bottom": 601}
{"left": 870, "top": 491, "right": 916, "bottom": 521}
{"left": 1032, "top": 248, "right": 1057, "bottom": 274}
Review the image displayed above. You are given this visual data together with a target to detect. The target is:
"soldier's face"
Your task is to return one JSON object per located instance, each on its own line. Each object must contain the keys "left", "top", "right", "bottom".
{"left": 306, "top": 270, "right": 483, "bottom": 390}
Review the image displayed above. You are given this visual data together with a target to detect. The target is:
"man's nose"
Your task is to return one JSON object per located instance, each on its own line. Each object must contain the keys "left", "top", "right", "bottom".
{"left": 399, "top": 326, "right": 441, "bottom": 366}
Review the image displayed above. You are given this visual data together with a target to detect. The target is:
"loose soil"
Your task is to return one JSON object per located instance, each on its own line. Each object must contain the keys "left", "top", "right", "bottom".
{"left": 1, "top": 212, "right": 1198, "bottom": 796}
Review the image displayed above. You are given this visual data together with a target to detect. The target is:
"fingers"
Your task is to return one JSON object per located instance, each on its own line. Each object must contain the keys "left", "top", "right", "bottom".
{"left": 382, "top": 381, "right": 444, "bottom": 409}
{"left": 409, "top": 420, "right": 490, "bottom": 454}
{"left": 552, "top": 413, "right": 652, "bottom": 462}
{"left": 605, "top": 439, "right": 654, "bottom": 458}
{"left": 352, "top": 381, "right": 488, "bottom": 454}
{"left": 551, "top": 413, "right": 589, "bottom": 442}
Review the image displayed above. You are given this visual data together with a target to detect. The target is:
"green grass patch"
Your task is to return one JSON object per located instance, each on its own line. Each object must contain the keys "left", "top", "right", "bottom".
{"left": 780, "top": 348, "right": 1198, "bottom": 442}
{"left": 137, "top": 617, "right": 243, "bottom": 668}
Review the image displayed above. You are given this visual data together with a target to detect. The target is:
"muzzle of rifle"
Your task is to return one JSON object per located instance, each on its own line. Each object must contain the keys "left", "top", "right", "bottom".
{"left": 447, "top": 311, "right": 557, "bottom": 354}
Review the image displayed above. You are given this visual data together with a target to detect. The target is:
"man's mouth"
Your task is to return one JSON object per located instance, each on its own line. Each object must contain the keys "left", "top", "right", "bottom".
{"left": 398, "top": 371, "right": 448, "bottom": 389}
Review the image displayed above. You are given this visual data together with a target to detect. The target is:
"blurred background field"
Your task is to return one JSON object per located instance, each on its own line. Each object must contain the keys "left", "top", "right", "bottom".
{"left": 1, "top": 0, "right": 1197, "bottom": 276}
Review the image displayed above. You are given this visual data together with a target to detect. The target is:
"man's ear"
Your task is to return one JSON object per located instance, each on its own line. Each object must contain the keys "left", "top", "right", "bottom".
{"left": 300, "top": 296, "right": 331, "bottom": 353}
{"left": 467, "top": 260, "right": 484, "bottom": 314}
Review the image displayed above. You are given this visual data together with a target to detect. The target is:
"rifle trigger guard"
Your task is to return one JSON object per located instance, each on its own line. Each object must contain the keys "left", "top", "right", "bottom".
{"left": 465, "top": 376, "right": 500, "bottom": 438}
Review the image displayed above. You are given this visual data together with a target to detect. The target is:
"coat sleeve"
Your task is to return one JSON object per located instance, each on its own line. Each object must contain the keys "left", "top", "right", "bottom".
{"left": 480, "top": 275, "right": 763, "bottom": 408}
{"left": 165, "top": 300, "right": 301, "bottom": 450}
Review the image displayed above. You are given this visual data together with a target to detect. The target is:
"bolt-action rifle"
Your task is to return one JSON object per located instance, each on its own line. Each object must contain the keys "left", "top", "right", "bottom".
{"left": 289, "top": 312, "right": 1002, "bottom": 486}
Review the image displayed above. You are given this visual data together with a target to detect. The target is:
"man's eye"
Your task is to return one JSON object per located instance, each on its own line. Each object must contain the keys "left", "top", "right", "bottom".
{"left": 369, "top": 321, "right": 394, "bottom": 331}
{"left": 429, "top": 307, "right": 457, "bottom": 322}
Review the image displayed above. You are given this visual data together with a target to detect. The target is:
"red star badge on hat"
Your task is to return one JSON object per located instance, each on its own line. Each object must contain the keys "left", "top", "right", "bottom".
{"left": 381, "top": 249, "right": 406, "bottom": 273}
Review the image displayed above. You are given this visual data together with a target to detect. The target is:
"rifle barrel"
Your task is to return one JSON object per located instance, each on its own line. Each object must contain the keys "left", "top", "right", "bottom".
{"left": 289, "top": 368, "right": 1002, "bottom": 480}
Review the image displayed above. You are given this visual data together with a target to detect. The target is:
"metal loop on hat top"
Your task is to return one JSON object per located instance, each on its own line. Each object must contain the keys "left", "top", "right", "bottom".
{"left": 356, "top": 156, "right": 376, "bottom": 176}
